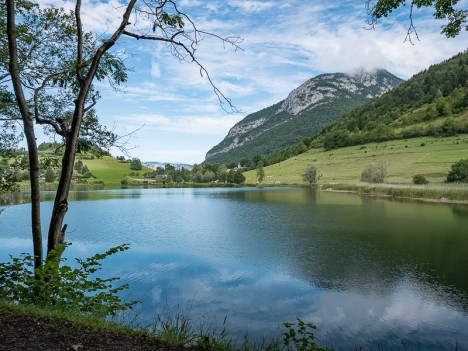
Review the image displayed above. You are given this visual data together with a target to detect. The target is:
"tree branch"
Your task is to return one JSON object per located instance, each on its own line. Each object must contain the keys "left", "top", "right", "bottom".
{"left": 75, "top": 0, "right": 85, "bottom": 83}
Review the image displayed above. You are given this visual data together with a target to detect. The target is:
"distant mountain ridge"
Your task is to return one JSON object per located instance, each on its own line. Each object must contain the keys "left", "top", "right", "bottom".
{"left": 205, "top": 69, "right": 403, "bottom": 164}
{"left": 143, "top": 162, "right": 193, "bottom": 170}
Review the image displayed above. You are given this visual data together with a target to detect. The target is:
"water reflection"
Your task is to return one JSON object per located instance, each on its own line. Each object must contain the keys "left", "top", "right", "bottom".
{"left": 1, "top": 187, "right": 468, "bottom": 349}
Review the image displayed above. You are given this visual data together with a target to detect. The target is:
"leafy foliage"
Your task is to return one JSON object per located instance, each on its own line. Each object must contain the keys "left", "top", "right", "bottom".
{"left": 367, "top": 0, "right": 468, "bottom": 38}
{"left": 282, "top": 319, "right": 326, "bottom": 351}
{"left": 0, "top": 244, "right": 137, "bottom": 319}
{"left": 361, "top": 161, "right": 388, "bottom": 183}
{"left": 256, "top": 161, "right": 265, "bottom": 183}
{"left": 412, "top": 174, "right": 429, "bottom": 184}
{"left": 446, "top": 159, "right": 468, "bottom": 182}
{"left": 130, "top": 158, "right": 143, "bottom": 171}
{"left": 302, "top": 164, "right": 322, "bottom": 187}
{"left": 44, "top": 168, "right": 56, "bottom": 183}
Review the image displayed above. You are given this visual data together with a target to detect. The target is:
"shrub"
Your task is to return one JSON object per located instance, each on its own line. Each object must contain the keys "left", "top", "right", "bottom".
{"left": 302, "top": 164, "right": 322, "bottom": 187}
{"left": 44, "top": 168, "right": 56, "bottom": 183}
{"left": 412, "top": 174, "right": 429, "bottom": 184}
{"left": 447, "top": 159, "right": 468, "bottom": 183}
{"left": 283, "top": 319, "right": 326, "bottom": 351}
{"left": 0, "top": 244, "right": 137, "bottom": 319}
{"left": 361, "top": 161, "right": 388, "bottom": 183}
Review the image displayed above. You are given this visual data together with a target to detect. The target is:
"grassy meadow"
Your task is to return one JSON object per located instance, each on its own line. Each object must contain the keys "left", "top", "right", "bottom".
{"left": 244, "top": 134, "right": 468, "bottom": 187}
{"left": 75, "top": 156, "right": 151, "bottom": 187}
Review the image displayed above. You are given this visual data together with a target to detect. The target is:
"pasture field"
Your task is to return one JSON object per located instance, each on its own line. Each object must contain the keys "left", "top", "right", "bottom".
{"left": 244, "top": 134, "right": 468, "bottom": 186}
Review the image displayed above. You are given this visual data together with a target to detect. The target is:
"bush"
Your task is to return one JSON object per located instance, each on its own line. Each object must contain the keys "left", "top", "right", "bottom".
{"left": 412, "top": 174, "right": 429, "bottom": 184}
{"left": 447, "top": 159, "right": 468, "bottom": 183}
{"left": 0, "top": 244, "right": 137, "bottom": 319}
{"left": 361, "top": 161, "right": 388, "bottom": 183}
{"left": 44, "top": 168, "right": 56, "bottom": 183}
{"left": 283, "top": 319, "right": 326, "bottom": 351}
{"left": 302, "top": 164, "right": 322, "bottom": 187}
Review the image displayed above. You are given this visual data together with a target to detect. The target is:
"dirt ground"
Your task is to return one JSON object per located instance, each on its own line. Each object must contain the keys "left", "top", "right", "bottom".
{"left": 0, "top": 307, "right": 197, "bottom": 351}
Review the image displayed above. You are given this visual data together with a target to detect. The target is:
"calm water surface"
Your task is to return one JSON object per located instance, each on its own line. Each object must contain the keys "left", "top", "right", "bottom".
{"left": 1, "top": 187, "right": 468, "bottom": 350}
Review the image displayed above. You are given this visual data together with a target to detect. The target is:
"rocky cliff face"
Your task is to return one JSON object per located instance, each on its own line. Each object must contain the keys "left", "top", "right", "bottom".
{"left": 277, "top": 70, "right": 397, "bottom": 115}
{"left": 205, "top": 69, "right": 403, "bottom": 164}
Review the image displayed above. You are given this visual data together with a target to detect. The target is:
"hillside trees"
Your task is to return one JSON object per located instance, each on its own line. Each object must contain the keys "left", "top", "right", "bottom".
{"left": 318, "top": 51, "right": 468, "bottom": 150}
{"left": 3, "top": 0, "right": 240, "bottom": 270}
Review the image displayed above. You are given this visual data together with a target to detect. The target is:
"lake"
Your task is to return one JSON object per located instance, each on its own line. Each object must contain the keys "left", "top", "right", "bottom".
{"left": 1, "top": 187, "right": 468, "bottom": 350}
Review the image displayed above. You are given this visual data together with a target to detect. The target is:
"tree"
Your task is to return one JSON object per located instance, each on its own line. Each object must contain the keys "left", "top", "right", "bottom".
{"left": 192, "top": 170, "right": 203, "bottom": 183}
{"left": 130, "top": 158, "right": 142, "bottom": 171}
{"left": 227, "top": 169, "right": 245, "bottom": 184}
{"left": 302, "top": 164, "right": 322, "bottom": 187}
{"left": 202, "top": 170, "right": 215, "bottom": 183}
{"left": 366, "top": 0, "right": 468, "bottom": 41}
{"left": 44, "top": 168, "right": 55, "bottom": 183}
{"left": 217, "top": 164, "right": 228, "bottom": 183}
{"left": 256, "top": 161, "right": 265, "bottom": 183}
{"left": 3, "top": 0, "right": 240, "bottom": 270}
{"left": 446, "top": 159, "right": 468, "bottom": 182}
{"left": 361, "top": 161, "right": 389, "bottom": 183}
{"left": 74, "top": 160, "right": 84, "bottom": 174}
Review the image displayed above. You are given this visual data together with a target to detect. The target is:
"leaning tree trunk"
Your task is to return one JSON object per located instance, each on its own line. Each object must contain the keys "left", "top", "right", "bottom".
{"left": 46, "top": 94, "right": 85, "bottom": 257}
{"left": 46, "top": 0, "right": 137, "bottom": 259}
{"left": 6, "top": 0, "right": 43, "bottom": 270}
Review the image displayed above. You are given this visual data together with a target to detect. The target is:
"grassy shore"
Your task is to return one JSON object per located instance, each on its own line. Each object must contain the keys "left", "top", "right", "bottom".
{"left": 244, "top": 135, "right": 468, "bottom": 202}
{"left": 0, "top": 301, "right": 321, "bottom": 351}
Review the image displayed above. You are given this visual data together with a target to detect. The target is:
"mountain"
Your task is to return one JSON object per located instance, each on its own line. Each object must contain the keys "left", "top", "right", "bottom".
{"left": 317, "top": 50, "right": 468, "bottom": 150}
{"left": 205, "top": 69, "right": 404, "bottom": 164}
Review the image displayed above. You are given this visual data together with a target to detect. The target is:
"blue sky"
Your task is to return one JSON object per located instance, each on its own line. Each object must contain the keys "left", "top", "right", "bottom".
{"left": 37, "top": 0, "right": 468, "bottom": 164}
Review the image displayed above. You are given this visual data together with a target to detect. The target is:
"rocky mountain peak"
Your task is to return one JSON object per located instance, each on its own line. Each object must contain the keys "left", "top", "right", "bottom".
{"left": 276, "top": 69, "right": 396, "bottom": 116}
{"left": 204, "top": 69, "right": 403, "bottom": 164}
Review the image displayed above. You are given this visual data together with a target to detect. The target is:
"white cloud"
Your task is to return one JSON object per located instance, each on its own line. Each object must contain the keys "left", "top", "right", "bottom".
{"left": 150, "top": 62, "right": 161, "bottom": 78}
{"left": 114, "top": 113, "right": 243, "bottom": 135}
{"left": 228, "top": 0, "right": 276, "bottom": 13}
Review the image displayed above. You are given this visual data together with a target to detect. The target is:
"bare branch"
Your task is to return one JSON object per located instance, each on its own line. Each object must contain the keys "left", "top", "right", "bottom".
{"left": 404, "top": 1, "right": 420, "bottom": 45}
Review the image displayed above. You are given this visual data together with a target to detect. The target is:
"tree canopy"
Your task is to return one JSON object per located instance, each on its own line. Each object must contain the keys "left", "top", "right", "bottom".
{"left": 366, "top": 0, "right": 468, "bottom": 40}
{"left": 2, "top": 0, "right": 240, "bottom": 270}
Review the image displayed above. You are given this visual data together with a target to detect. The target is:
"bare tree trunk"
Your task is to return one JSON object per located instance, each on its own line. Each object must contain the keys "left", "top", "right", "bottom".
{"left": 6, "top": 0, "right": 43, "bottom": 270}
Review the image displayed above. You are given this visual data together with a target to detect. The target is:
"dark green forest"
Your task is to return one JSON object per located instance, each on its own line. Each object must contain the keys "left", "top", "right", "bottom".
{"left": 320, "top": 50, "right": 468, "bottom": 150}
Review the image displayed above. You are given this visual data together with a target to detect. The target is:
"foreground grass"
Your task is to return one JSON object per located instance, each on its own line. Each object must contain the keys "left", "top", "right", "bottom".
{"left": 0, "top": 301, "right": 319, "bottom": 351}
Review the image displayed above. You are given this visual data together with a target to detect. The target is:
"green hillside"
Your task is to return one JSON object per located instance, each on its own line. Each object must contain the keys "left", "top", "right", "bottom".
{"left": 317, "top": 50, "right": 468, "bottom": 150}
{"left": 205, "top": 70, "right": 403, "bottom": 164}
{"left": 244, "top": 134, "right": 468, "bottom": 187}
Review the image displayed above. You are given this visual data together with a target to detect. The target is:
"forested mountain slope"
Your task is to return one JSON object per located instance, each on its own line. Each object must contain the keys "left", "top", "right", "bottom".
{"left": 317, "top": 50, "right": 468, "bottom": 150}
{"left": 205, "top": 70, "right": 403, "bottom": 164}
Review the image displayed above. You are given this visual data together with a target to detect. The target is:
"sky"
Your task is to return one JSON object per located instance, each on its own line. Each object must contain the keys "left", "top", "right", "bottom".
{"left": 35, "top": 0, "right": 468, "bottom": 164}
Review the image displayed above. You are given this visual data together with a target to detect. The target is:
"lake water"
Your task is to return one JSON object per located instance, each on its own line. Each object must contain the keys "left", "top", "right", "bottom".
{"left": 1, "top": 187, "right": 468, "bottom": 350}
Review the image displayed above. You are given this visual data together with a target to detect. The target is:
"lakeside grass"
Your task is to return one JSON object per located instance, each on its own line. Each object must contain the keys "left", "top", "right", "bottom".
{"left": 244, "top": 135, "right": 468, "bottom": 201}
{"left": 0, "top": 301, "right": 303, "bottom": 351}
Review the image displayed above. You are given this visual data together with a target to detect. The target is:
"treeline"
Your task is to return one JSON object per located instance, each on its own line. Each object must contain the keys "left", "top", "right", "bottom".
{"left": 124, "top": 162, "right": 246, "bottom": 185}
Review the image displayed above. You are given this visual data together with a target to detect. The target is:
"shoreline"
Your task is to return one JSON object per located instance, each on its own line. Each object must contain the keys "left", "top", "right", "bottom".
{"left": 321, "top": 184, "right": 468, "bottom": 205}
